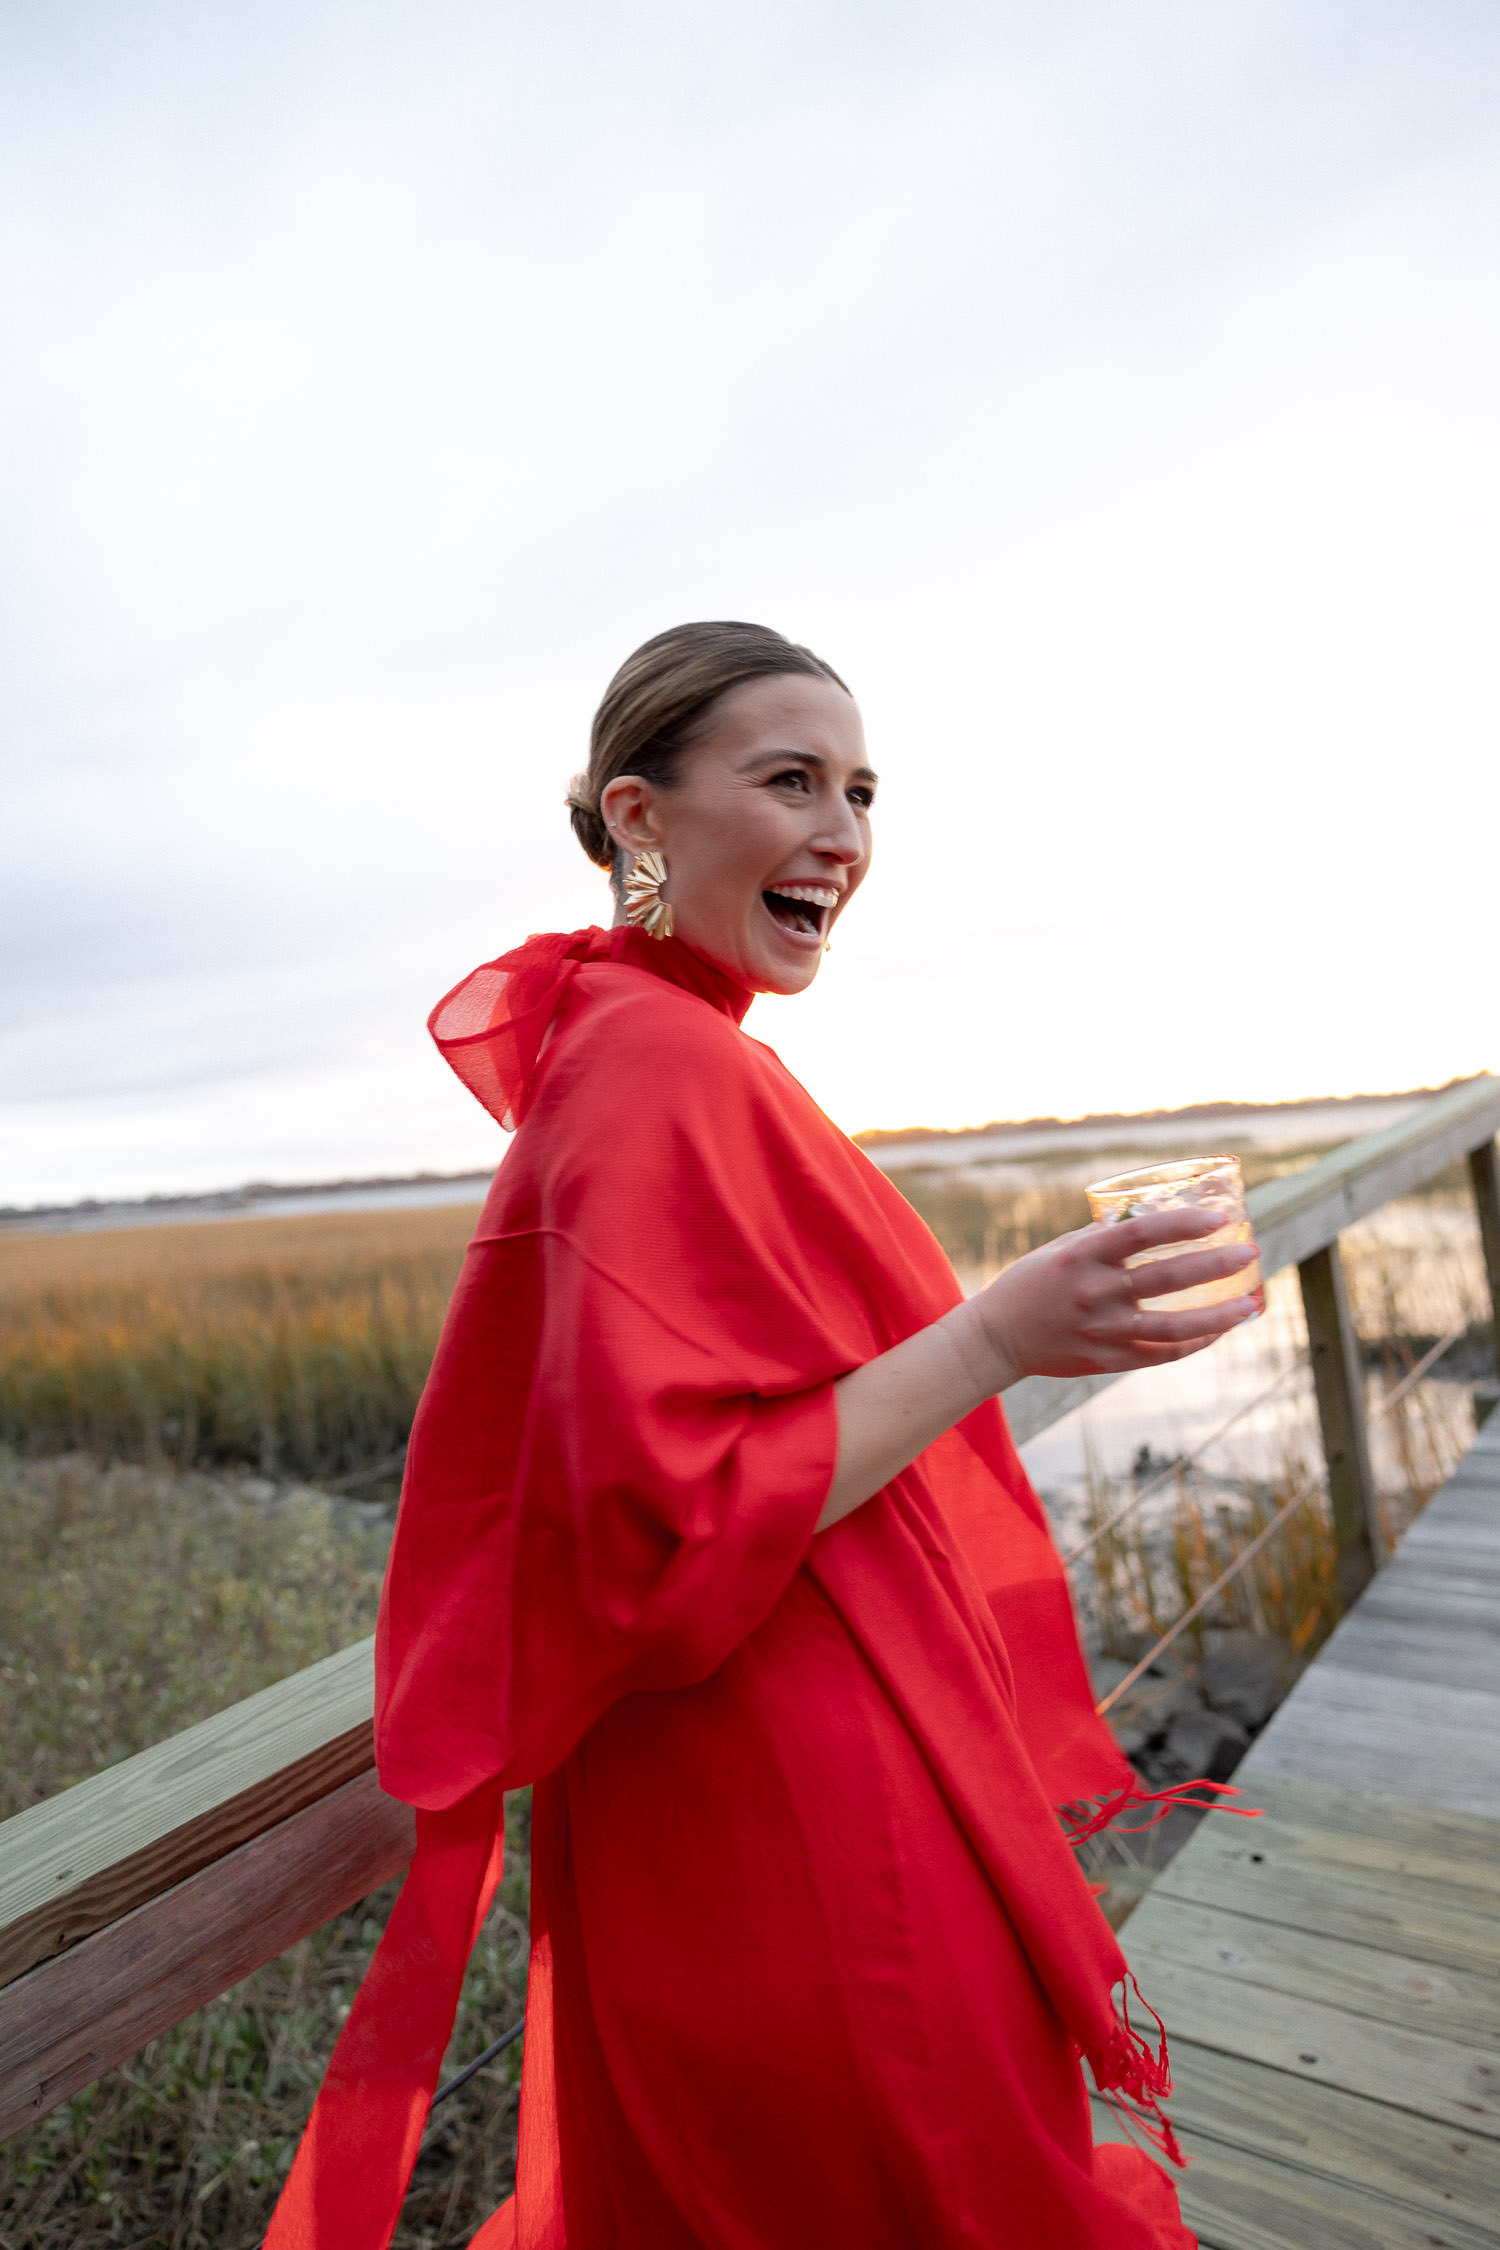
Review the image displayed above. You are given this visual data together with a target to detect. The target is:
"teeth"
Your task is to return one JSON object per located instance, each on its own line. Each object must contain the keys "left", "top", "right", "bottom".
{"left": 770, "top": 884, "right": 839, "bottom": 908}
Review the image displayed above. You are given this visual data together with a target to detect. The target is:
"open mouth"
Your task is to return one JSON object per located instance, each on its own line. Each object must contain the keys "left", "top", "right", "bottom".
{"left": 761, "top": 884, "right": 839, "bottom": 940}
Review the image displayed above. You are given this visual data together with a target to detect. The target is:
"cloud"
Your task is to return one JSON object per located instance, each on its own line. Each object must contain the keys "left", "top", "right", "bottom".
{"left": 2, "top": 0, "right": 1497, "bottom": 1200}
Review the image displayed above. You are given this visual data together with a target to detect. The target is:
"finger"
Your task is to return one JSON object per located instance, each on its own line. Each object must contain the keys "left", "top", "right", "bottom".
{"left": 1112, "top": 1340, "right": 1221, "bottom": 1367}
{"left": 1124, "top": 1243, "right": 1259, "bottom": 1300}
{"left": 1130, "top": 1296, "right": 1260, "bottom": 1345}
{"left": 1061, "top": 1293, "right": 1259, "bottom": 1372}
{"left": 1092, "top": 1208, "right": 1228, "bottom": 1262}
{"left": 1069, "top": 1335, "right": 1234, "bottom": 1373}
{"left": 1088, "top": 1325, "right": 1248, "bottom": 1370}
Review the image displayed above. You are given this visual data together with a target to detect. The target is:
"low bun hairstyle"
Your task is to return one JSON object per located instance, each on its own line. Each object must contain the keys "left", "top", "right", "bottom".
{"left": 566, "top": 621, "right": 851, "bottom": 875}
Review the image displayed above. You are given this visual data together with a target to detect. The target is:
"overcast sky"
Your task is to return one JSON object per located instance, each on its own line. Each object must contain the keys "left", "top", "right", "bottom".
{"left": 3, "top": 1, "right": 1497, "bottom": 1205}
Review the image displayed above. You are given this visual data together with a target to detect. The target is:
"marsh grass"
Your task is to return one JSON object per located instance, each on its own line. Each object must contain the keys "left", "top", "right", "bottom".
{"left": 0, "top": 1455, "right": 391, "bottom": 1816}
{"left": 0, "top": 1205, "right": 479, "bottom": 1482}
{"left": 1083, "top": 1463, "right": 1342, "bottom": 1665}
{"left": 2, "top": 1157, "right": 1483, "bottom": 1487}
{"left": 892, "top": 1175, "right": 1089, "bottom": 1273}
{"left": 0, "top": 1455, "right": 527, "bottom": 2249}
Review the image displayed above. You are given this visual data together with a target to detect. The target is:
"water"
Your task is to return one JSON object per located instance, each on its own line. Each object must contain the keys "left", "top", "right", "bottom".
{"left": 1, "top": 1172, "right": 493, "bottom": 1236}
{"left": 865, "top": 1093, "right": 1433, "bottom": 1178}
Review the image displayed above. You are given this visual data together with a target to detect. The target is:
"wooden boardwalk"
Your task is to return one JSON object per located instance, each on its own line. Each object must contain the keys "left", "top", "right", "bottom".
{"left": 1098, "top": 1410, "right": 1500, "bottom": 2249}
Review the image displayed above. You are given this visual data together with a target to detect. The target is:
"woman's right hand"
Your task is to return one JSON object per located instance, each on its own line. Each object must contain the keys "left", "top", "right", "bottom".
{"left": 820, "top": 1209, "right": 1261, "bottom": 1533}
{"left": 969, "top": 1209, "right": 1261, "bottom": 1382}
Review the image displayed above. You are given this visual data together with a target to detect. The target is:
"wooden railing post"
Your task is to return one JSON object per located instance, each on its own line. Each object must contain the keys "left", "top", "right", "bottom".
{"left": 1298, "top": 1239, "right": 1382, "bottom": 1607}
{"left": 1468, "top": 1136, "right": 1500, "bottom": 1388}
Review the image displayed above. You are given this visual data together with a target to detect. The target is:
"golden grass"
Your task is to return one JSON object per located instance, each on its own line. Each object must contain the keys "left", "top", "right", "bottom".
{"left": 0, "top": 1204, "right": 481, "bottom": 1482}
{"left": 893, "top": 1175, "right": 1088, "bottom": 1275}
{"left": 3, "top": 1155, "right": 1483, "bottom": 1484}
{"left": 1083, "top": 1461, "right": 1342, "bottom": 1666}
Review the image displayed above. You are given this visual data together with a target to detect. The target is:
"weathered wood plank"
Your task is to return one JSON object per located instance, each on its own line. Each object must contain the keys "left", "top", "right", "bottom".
{"left": 1094, "top": 2102, "right": 1500, "bottom": 2250}
{"left": 1131, "top": 2041, "right": 1500, "bottom": 2240}
{"left": 1167, "top": 1773, "right": 1500, "bottom": 1896}
{"left": 0, "top": 1638, "right": 376, "bottom": 1991}
{"left": 1118, "top": 1954, "right": 1500, "bottom": 2138}
{"left": 1352, "top": 1571, "right": 1500, "bottom": 1616}
{"left": 1384, "top": 1553, "right": 1500, "bottom": 1599}
{"left": 1241, "top": 1666, "right": 1500, "bottom": 1818}
{"left": 1391, "top": 1534, "right": 1500, "bottom": 1580}
{"left": 1400, "top": 1495, "right": 1500, "bottom": 1533}
{"left": 0, "top": 1769, "right": 412, "bottom": 2141}
{"left": 1150, "top": 1781, "right": 1500, "bottom": 1978}
{"left": 1315, "top": 1611, "right": 1500, "bottom": 1693}
{"left": 1151, "top": 1845, "right": 1500, "bottom": 1980}
{"left": 1125, "top": 1893, "right": 1500, "bottom": 2044}
{"left": 1399, "top": 1513, "right": 1500, "bottom": 1560}
{"left": 1320, "top": 1556, "right": 1500, "bottom": 1629}
{"left": 1419, "top": 1488, "right": 1500, "bottom": 1527}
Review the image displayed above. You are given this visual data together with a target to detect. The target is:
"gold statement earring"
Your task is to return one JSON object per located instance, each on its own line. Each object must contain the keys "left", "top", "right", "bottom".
{"left": 623, "top": 849, "right": 673, "bottom": 940}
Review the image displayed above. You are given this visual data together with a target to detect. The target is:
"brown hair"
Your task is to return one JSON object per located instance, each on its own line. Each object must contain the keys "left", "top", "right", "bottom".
{"left": 566, "top": 621, "right": 851, "bottom": 873}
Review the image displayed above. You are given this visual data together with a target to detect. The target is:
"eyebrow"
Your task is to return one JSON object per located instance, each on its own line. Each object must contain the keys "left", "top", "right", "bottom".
{"left": 740, "top": 748, "right": 880, "bottom": 784}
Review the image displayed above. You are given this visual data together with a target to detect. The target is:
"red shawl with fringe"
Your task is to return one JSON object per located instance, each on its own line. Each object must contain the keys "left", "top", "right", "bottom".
{"left": 266, "top": 925, "right": 1197, "bottom": 2250}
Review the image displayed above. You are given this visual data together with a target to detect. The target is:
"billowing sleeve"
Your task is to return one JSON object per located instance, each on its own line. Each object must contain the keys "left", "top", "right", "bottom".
{"left": 375, "top": 981, "right": 849, "bottom": 1808}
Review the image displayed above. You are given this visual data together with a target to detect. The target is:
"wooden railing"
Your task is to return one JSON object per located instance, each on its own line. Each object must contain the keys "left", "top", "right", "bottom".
{"left": 3, "top": 1074, "right": 1499, "bottom": 2141}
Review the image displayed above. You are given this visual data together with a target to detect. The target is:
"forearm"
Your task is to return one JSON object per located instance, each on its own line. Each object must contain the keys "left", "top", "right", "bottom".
{"left": 817, "top": 1299, "right": 1019, "bottom": 1532}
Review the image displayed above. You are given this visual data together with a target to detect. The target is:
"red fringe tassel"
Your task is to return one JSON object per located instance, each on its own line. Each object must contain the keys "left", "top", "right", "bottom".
{"left": 1062, "top": 1774, "right": 1262, "bottom": 1849}
{"left": 1090, "top": 1972, "right": 1186, "bottom": 2168}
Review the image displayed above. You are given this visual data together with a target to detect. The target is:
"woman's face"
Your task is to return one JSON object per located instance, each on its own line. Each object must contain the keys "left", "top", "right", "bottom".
{"left": 599, "top": 673, "right": 876, "bottom": 995}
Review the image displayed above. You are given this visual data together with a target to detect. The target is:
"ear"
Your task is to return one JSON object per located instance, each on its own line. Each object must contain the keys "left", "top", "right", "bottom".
{"left": 598, "top": 775, "right": 666, "bottom": 858}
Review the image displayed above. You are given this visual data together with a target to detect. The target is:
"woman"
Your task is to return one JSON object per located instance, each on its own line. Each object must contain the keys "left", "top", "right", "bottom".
{"left": 268, "top": 622, "right": 1259, "bottom": 2250}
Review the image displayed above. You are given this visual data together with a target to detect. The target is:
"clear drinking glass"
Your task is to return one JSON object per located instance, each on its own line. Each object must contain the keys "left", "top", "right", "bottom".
{"left": 1085, "top": 1155, "right": 1264, "bottom": 1315}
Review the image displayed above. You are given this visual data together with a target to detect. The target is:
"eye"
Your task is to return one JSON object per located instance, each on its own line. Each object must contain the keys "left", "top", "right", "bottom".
{"left": 768, "top": 766, "right": 812, "bottom": 793}
{"left": 848, "top": 784, "right": 875, "bottom": 811}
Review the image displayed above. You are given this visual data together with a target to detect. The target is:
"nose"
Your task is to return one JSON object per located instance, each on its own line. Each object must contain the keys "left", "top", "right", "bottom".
{"left": 812, "top": 795, "right": 865, "bottom": 865}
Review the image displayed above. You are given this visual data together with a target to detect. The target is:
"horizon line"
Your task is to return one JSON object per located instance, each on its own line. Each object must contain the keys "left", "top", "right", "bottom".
{"left": 1, "top": 1076, "right": 1482, "bottom": 1227}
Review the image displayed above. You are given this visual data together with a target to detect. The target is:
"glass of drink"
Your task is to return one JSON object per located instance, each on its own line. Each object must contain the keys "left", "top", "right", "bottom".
{"left": 1085, "top": 1155, "right": 1264, "bottom": 1315}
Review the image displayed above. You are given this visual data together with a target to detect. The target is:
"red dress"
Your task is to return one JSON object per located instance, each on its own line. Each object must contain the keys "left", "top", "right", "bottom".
{"left": 266, "top": 928, "right": 1196, "bottom": 2250}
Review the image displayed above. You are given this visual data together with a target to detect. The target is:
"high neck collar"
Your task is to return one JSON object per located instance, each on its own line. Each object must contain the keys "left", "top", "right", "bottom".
{"left": 429, "top": 923, "right": 755, "bottom": 1132}
{"left": 611, "top": 924, "right": 755, "bottom": 1026}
